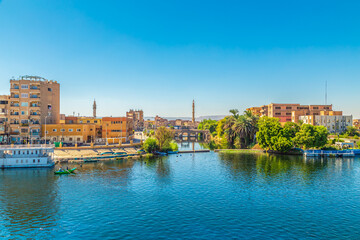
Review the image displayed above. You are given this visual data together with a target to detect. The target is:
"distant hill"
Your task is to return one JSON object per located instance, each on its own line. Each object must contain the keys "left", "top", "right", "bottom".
{"left": 144, "top": 115, "right": 227, "bottom": 121}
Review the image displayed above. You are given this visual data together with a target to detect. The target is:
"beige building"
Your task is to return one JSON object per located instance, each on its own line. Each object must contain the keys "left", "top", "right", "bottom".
{"left": 248, "top": 103, "right": 333, "bottom": 124}
{"left": 9, "top": 76, "right": 60, "bottom": 143}
{"left": 299, "top": 111, "right": 352, "bottom": 134}
{"left": 126, "top": 109, "right": 144, "bottom": 130}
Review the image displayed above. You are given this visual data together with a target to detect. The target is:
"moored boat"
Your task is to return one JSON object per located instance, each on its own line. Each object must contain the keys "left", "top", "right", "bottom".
{"left": 0, "top": 144, "right": 55, "bottom": 168}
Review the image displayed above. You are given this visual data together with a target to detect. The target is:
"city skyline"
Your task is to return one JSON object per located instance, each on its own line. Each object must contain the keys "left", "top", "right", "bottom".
{"left": 0, "top": 0, "right": 360, "bottom": 118}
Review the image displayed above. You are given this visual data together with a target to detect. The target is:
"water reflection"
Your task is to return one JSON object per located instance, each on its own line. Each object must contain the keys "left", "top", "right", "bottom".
{"left": 218, "top": 152, "right": 355, "bottom": 184}
{"left": 0, "top": 168, "right": 59, "bottom": 239}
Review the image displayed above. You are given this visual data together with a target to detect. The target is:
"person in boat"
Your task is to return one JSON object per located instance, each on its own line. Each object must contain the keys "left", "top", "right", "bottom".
{"left": 59, "top": 167, "right": 63, "bottom": 172}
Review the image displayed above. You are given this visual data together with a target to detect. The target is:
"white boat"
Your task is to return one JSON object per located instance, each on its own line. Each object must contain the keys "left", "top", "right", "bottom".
{"left": 0, "top": 144, "right": 55, "bottom": 168}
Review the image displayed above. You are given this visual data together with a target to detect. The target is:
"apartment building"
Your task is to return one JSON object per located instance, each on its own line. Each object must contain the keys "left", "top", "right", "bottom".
{"left": 299, "top": 111, "right": 352, "bottom": 134}
{"left": 126, "top": 109, "right": 144, "bottom": 130}
{"left": 42, "top": 123, "right": 97, "bottom": 143}
{"left": 0, "top": 95, "right": 10, "bottom": 143}
{"left": 8, "top": 76, "right": 60, "bottom": 143}
{"left": 247, "top": 103, "right": 333, "bottom": 124}
{"left": 102, "top": 117, "right": 134, "bottom": 144}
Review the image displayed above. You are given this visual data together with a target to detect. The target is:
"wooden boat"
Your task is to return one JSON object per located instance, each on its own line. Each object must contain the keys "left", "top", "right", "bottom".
{"left": 54, "top": 167, "right": 77, "bottom": 175}
{"left": 84, "top": 159, "right": 98, "bottom": 163}
{"left": 167, "top": 151, "right": 179, "bottom": 154}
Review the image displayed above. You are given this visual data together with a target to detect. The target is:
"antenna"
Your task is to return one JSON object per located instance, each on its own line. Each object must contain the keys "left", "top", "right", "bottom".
{"left": 325, "top": 81, "right": 327, "bottom": 105}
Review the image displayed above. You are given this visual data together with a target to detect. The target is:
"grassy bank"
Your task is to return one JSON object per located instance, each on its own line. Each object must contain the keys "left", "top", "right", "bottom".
{"left": 215, "top": 149, "right": 263, "bottom": 154}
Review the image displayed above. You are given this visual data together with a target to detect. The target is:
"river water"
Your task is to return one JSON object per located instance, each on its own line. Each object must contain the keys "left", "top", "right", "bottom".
{"left": 1, "top": 146, "right": 360, "bottom": 239}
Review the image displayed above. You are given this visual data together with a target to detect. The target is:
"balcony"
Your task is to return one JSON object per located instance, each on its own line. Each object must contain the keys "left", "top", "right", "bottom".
{"left": 10, "top": 112, "right": 19, "bottom": 116}
{"left": 10, "top": 122, "right": 19, "bottom": 125}
{"left": 30, "top": 104, "right": 40, "bottom": 108}
{"left": 10, "top": 104, "right": 20, "bottom": 107}
{"left": 30, "top": 112, "right": 40, "bottom": 116}
{"left": 12, "top": 86, "right": 19, "bottom": 90}
{"left": 30, "top": 95, "right": 39, "bottom": 99}
{"left": 30, "top": 121, "right": 40, "bottom": 125}
{"left": 11, "top": 95, "right": 19, "bottom": 99}
{"left": 20, "top": 123, "right": 29, "bottom": 127}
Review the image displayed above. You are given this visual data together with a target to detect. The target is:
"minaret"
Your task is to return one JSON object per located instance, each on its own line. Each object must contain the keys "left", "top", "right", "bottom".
{"left": 192, "top": 99, "right": 195, "bottom": 125}
{"left": 93, "top": 99, "right": 97, "bottom": 118}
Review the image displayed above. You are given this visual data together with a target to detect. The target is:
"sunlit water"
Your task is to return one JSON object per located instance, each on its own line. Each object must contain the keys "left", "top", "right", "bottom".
{"left": 1, "top": 147, "right": 360, "bottom": 239}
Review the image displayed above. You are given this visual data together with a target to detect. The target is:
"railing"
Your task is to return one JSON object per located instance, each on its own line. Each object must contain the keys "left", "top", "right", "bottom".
{"left": 11, "top": 86, "right": 19, "bottom": 89}
{"left": 20, "top": 123, "right": 29, "bottom": 127}
{"left": 10, "top": 122, "right": 19, "bottom": 125}
{"left": 10, "top": 113, "right": 19, "bottom": 116}
{"left": 30, "top": 96, "right": 39, "bottom": 98}
{"left": 11, "top": 96, "right": 19, "bottom": 98}
{"left": 30, "top": 104, "right": 40, "bottom": 107}
{"left": 30, "top": 87, "right": 39, "bottom": 90}
{"left": 10, "top": 104, "right": 20, "bottom": 107}
{"left": 0, "top": 144, "right": 55, "bottom": 149}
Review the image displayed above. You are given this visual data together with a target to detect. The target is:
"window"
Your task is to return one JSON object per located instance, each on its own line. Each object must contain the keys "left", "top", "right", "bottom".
{"left": 45, "top": 131, "right": 49, "bottom": 134}
{"left": 21, "top": 102, "right": 28, "bottom": 107}
{"left": 286, "top": 107, "right": 292, "bottom": 110}
{"left": 69, "top": 138, "right": 73, "bottom": 141}
{"left": 16, "top": 160, "right": 18, "bottom": 163}
{"left": 76, "top": 129, "right": 81, "bottom": 132}
{"left": 48, "top": 105, "right": 52, "bottom": 110}
{"left": 69, "top": 129, "right": 73, "bottom": 132}
{"left": 21, "top": 160, "right": 23, "bottom": 163}
{"left": 61, "top": 129, "right": 65, "bottom": 132}
{"left": 38, "top": 159, "right": 40, "bottom": 163}
{"left": 275, "top": 113, "right": 281, "bottom": 116}
{"left": 275, "top": 107, "right": 281, "bottom": 110}
{"left": 52, "top": 129, "right": 57, "bottom": 132}
{"left": 33, "top": 159, "right": 35, "bottom": 163}
{"left": 94, "top": 120, "right": 98, "bottom": 123}
{"left": 21, "top": 111, "right": 28, "bottom": 115}
{"left": 27, "top": 150, "right": 29, "bottom": 154}
{"left": 48, "top": 88, "right": 52, "bottom": 92}
{"left": 77, "top": 138, "right": 81, "bottom": 142}
{"left": 21, "top": 84, "right": 28, "bottom": 89}
{"left": 53, "top": 137, "right": 56, "bottom": 141}
{"left": 21, "top": 93, "right": 28, "bottom": 98}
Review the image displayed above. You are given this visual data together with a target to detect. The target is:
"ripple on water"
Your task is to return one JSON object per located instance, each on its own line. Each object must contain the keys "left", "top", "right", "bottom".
{"left": 1, "top": 152, "right": 360, "bottom": 239}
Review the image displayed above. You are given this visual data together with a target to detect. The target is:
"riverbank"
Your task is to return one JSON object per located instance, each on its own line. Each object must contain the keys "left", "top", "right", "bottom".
{"left": 54, "top": 146, "right": 141, "bottom": 162}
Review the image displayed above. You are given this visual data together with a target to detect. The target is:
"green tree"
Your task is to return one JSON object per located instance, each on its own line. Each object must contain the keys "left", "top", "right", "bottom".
{"left": 256, "top": 116, "right": 283, "bottom": 151}
{"left": 294, "top": 124, "right": 328, "bottom": 149}
{"left": 198, "top": 119, "right": 218, "bottom": 135}
{"left": 143, "top": 137, "right": 159, "bottom": 153}
{"left": 345, "top": 126, "right": 358, "bottom": 136}
{"left": 155, "top": 126, "right": 174, "bottom": 150}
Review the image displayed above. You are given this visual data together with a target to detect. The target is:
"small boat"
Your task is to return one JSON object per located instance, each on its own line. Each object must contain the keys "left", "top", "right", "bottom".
{"left": 84, "top": 159, "right": 98, "bottom": 163}
{"left": 154, "top": 151, "right": 168, "bottom": 156}
{"left": 100, "top": 152, "right": 113, "bottom": 155}
{"left": 113, "top": 152, "right": 127, "bottom": 156}
{"left": 167, "top": 151, "right": 179, "bottom": 154}
{"left": 54, "top": 167, "right": 77, "bottom": 175}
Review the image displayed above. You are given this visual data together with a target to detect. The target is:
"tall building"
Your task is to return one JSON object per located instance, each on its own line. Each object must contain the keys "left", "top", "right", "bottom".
{"left": 9, "top": 76, "right": 60, "bottom": 143}
{"left": 247, "top": 103, "right": 333, "bottom": 124}
{"left": 0, "top": 95, "right": 10, "bottom": 143}
{"left": 126, "top": 109, "right": 144, "bottom": 130}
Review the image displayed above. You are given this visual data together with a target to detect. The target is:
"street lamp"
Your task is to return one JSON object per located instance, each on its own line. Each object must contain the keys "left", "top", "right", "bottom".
{"left": 45, "top": 114, "right": 50, "bottom": 146}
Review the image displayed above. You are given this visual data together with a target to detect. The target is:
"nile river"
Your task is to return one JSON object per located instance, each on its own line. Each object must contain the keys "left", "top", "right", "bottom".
{"left": 1, "top": 148, "right": 360, "bottom": 239}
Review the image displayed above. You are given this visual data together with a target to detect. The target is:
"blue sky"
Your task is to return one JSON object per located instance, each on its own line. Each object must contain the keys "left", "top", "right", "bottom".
{"left": 0, "top": 0, "right": 359, "bottom": 118}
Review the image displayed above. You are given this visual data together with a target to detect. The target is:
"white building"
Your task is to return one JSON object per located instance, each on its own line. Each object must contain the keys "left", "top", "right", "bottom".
{"left": 299, "top": 114, "right": 352, "bottom": 134}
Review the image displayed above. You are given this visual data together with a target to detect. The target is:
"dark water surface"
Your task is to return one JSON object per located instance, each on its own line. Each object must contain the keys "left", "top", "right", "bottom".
{"left": 1, "top": 151, "right": 360, "bottom": 239}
